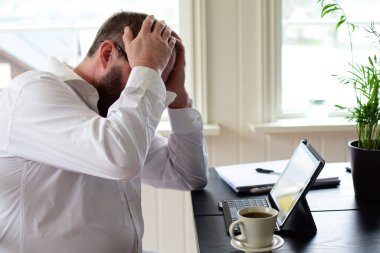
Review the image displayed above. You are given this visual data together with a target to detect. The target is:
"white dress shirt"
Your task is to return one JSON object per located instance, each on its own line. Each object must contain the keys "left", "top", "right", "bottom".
{"left": 0, "top": 57, "right": 208, "bottom": 253}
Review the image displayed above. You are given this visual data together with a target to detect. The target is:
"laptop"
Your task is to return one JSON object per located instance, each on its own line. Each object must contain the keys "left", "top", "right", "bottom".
{"left": 221, "top": 140, "right": 325, "bottom": 235}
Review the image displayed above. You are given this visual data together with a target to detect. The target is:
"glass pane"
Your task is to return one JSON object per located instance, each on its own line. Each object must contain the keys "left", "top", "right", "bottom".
{"left": 0, "top": 0, "right": 179, "bottom": 119}
{"left": 281, "top": 0, "right": 380, "bottom": 115}
{"left": 0, "top": 0, "right": 179, "bottom": 76}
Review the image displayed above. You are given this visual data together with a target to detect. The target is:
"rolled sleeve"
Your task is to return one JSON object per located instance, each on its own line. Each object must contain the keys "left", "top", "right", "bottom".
{"left": 168, "top": 108, "right": 203, "bottom": 135}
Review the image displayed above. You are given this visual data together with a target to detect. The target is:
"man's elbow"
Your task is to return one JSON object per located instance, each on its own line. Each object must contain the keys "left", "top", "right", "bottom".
{"left": 187, "top": 169, "right": 209, "bottom": 190}
{"left": 189, "top": 178, "right": 208, "bottom": 190}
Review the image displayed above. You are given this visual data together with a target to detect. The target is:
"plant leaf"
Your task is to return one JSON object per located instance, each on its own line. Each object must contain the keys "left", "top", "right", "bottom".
{"left": 335, "top": 104, "right": 347, "bottom": 110}
{"left": 322, "top": 7, "right": 339, "bottom": 17}
{"left": 350, "top": 23, "right": 356, "bottom": 32}
{"left": 336, "top": 17, "right": 346, "bottom": 30}
{"left": 321, "top": 4, "right": 339, "bottom": 17}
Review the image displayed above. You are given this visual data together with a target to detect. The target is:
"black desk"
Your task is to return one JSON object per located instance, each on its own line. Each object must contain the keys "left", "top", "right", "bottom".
{"left": 191, "top": 163, "right": 380, "bottom": 253}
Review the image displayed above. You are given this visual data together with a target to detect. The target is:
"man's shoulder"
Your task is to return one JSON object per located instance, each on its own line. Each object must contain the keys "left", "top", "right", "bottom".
{"left": 11, "top": 70, "right": 59, "bottom": 84}
{"left": 8, "top": 70, "right": 69, "bottom": 92}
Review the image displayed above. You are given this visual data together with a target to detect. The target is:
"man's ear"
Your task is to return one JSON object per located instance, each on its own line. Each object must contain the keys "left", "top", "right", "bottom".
{"left": 98, "top": 41, "right": 114, "bottom": 71}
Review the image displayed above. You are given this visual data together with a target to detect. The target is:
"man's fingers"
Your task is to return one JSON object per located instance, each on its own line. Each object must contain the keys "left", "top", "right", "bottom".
{"left": 162, "top": 26, "right": 172, "bottom": 41}
{"left": 140, "top": 15, "right": 155, "bottom": 35}
{"left": 123, "top": 27, "right": 134, "bottom": 45}
{"left": 168, "top": 36, "right": 177, "bottom": 48}
{"left": 171, "top": 31, "right": 181, "bottom": 41}
{"left": 159, "top": 22, "right": 167, "bottom": 35}
{"left": 122, "top": 14, "right": 178, "bottom": 74}
{"left": 141, "top": 16, "right": 173, "bottom": 43}
{"left": 153, "top": 20, "right": 166, "bottom": 35}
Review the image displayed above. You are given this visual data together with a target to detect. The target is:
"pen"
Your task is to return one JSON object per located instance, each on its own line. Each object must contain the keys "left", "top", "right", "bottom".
{"left": 255, "top": 168, "right": 281, "bottom": 175}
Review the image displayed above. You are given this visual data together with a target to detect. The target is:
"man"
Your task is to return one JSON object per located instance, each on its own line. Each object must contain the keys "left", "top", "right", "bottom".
{"left": 0, "top": 11, "right": 208, "bottom": 253}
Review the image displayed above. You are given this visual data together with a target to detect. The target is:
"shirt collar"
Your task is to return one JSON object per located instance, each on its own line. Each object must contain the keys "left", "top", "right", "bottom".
{"left": 44, "top": 57, "right": 99, "bottom": 113}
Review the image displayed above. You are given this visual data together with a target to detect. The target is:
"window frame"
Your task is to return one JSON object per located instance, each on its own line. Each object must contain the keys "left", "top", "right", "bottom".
{"left": 179, "top": 0, "right": 208, "bottom": 121}
{"left": 259, "top": 0, "right": 279, "bottom": 123}
{"left": 273, "top": 0, "right": 380, "bottom": 121}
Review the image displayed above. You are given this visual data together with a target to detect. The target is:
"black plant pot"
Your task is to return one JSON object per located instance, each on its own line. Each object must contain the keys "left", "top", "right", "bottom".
{"left": 349, "top": 140, "right": 380, "bottom": 200}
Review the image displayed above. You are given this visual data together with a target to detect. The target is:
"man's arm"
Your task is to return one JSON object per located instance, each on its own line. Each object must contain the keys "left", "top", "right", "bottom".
{"left": 3, "top": 68, "right": 165, "bottom": 180}
{"left": 141, "top": 108, "right": 208, "bottom": 191}
{"left": 164, "top": 35, "right": 192, "bottom": 109}
{"left": 141, "top": 35, "right": 208, "bottom": 190}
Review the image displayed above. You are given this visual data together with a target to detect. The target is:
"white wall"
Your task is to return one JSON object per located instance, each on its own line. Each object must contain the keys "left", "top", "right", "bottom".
{"left": 142, "top": 1, "right": 357, "bottom": 252}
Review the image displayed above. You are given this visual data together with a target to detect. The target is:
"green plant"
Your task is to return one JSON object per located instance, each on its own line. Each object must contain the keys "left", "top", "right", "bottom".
{"left": 317, "top": 0, "right": 380, "bottom": 150}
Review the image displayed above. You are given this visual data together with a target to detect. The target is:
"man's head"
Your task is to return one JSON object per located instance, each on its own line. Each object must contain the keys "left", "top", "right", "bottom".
{"left": 77, "top": 11, "right": 177, "bottom": 117}
{"left": 87, "top": 11, "right": 147, "bottom": 60}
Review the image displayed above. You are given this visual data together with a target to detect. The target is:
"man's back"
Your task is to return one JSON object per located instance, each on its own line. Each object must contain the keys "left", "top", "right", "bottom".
{"left": 0, "top": 152, "right": 144, "bottom": 253}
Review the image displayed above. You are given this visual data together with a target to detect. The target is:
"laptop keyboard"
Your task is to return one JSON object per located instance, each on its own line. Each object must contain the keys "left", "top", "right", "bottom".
{"left": 226, "top": 198, "right": 269, "bottom": 220}
{"left": 221, "top": 198, "right": 272, "bottom": 235}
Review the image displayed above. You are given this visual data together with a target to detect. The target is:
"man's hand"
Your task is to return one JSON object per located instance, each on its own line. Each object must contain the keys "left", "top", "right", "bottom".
{"left": 165, "top": 35, "right": 191, "bottom": 109}
{"left": 122, "top": 15, "right": 176, "bottom": 75}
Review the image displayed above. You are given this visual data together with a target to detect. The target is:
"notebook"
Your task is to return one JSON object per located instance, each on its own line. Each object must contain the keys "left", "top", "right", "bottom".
{"left": 221, "top": 140, "right": 325, "bottom": 235}
{"left": 216, "top": 159, "right": 339, "bottom": 194}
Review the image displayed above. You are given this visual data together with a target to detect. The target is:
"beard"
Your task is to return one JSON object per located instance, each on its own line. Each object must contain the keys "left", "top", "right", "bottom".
{"left": 95, "top": 65, "right": 123, "bottom": 117}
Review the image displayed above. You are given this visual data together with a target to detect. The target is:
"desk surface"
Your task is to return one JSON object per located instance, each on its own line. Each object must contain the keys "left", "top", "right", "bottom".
{"left": 191, "top": 163, "right": 380, "bottom": 253}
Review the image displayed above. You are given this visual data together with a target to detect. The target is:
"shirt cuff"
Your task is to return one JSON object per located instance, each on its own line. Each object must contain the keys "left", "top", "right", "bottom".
{"left": 168, "top": 108, "right": 203, "bottom": 134}
{"left": 128, "top": 66, "right": 166, "bottom": 99}
{"left": 165, "top": 91, "right": 177, "bottom": 107}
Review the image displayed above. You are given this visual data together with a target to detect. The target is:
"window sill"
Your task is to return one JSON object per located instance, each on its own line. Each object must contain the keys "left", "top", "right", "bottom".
{"left": 249, "top": 117, "right": 356, "bottom": 134}
{"left": 157, "top": 122, "right": 220, "bottom": 137}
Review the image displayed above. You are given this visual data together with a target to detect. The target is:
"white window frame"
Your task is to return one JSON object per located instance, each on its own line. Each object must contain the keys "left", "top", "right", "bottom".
{"left": 157, "top": 0, "right": 220, "bottom": 136}
{"left": 257, "top": 0, "right": 323, "bottom": 123}
{"left": 178, "top": 0, "right": 208, "bottom": 121}
{"left": 270, "top": 0, "right": 380, "bottom": 121}
{"left": 251, "top": 0, "right": 359, "bottom": 133}
{"left": 258, "top": 0, "right": 280, "bottom": 123}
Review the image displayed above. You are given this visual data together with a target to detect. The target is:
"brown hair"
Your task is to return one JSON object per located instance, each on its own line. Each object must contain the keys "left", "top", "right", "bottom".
{"left": 87, "top": 11, "right": 147, "bottom": 58}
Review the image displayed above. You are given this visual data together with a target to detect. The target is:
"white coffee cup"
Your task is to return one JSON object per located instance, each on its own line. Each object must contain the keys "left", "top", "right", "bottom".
{"left": 228, "top": 206, "right": 278, "bottom": 248}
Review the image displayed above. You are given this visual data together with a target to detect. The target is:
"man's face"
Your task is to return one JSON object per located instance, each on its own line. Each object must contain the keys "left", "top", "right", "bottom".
{"left": 95, "top": 64, "right": 124, "bottom": 117}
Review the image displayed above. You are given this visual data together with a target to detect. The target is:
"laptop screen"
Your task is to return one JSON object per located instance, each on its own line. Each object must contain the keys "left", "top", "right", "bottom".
{"left": 270, "top": 142, "right": 322, "bottom": 226}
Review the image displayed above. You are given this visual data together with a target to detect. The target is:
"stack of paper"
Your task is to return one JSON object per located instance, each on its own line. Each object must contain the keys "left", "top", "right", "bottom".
{"left": 215, "top": 160, "right": 340, "bottom": 193}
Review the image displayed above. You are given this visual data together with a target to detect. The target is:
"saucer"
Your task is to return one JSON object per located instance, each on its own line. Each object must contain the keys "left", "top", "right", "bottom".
{"left": 230, "top": 235, "right": 284, "bottom": 253}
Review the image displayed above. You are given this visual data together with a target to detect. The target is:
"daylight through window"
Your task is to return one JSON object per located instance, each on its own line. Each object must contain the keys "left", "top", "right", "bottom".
{"left": 281, "top": 0, "right": 380, "bottom": 117}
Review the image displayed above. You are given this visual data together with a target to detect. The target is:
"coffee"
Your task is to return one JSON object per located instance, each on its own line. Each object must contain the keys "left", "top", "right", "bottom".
{"left": 242, "top": 212, "right": 272, "bottom": 218}
{"left": 229, "top": 206, "right": 278, "bottom": 248}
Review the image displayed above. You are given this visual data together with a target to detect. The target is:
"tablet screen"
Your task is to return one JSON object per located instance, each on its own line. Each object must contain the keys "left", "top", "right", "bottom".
{"left": 270, "top": 143, "right": 321, "bottom": 226}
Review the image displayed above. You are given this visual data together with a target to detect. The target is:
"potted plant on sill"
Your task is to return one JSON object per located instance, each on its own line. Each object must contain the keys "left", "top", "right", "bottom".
{"left": 318, "top": 0, "right": 380, "bottom": 199}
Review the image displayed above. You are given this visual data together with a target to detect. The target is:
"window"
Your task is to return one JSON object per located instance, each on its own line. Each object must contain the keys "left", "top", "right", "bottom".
{"left": 280, "top": 0, "right": 380, "bottom": 118}
{"left": 0, "top": 0, "right": 208, "bottom": 120}
{"left": 0, "top": 0, "right": 208, "bottom": 125}
{"left": 0, "top": 0, "right": 179, "bottom": 72}
{"left": 0, "top": 0, "right": 180, "bottom": 101}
